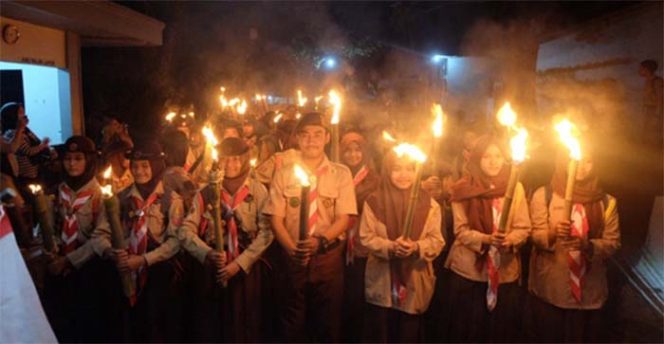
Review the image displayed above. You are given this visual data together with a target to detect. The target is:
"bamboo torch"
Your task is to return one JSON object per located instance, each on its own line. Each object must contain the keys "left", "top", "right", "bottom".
{"left": 293, "top": 164, "right": 311, "bottom": 240}
{"left": 28, "top": 184, "right": 55, "bottom": 253}
{"left": 328, "top": 90, "right": 342, "bottom": 162}
{"left": 554, "top": 119, "right": 582, "bottom": 220}
{"left": 497, "top": 128, "right": 529, "bottom": 232}
{"left": 100, "top": 167, "right": 136, "bottom": 301}
{"left": 203, "top": 128, "right": 227, "bottom": 287}
{"left": 393, "top": 143, "right": 428, "bottom": 238}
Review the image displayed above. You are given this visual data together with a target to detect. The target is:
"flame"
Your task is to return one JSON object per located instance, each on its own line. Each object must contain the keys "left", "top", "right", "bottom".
{"left": 431, "top": 103, "right": 444, "bottom": 138}
{"left": 188, "top": 111, "right": 195, "bottom": 118}
{"left": 297, "top": 90, "right": 308, "bottom": 107}
{"left": 382, "top": 131, "right": 397, "bottom": 142}
{"left": 293, "top": 164, "right": 311, "bottom": 187}
{"left": 250, "top": 158, "right": 257, "bottom": 167}
{"left": 28, "top": 184, "right": 42, "bottom": 194}
{"left": 393, "top": 143, "right": 427, "bottom": 163}
{"left": 273, "top": 113, "right": 284, "bottom": 124}
{"left": 211, "top": 148, "right": 219, "bottom": 162}
{"left": 220, "top": 86, "right": 226, "bottom": 93}
{"left": 100, "top": 184, "right": 113, "bottom": 198}
{"left": 229, "top": 98, "right": 240, "bottom": 107}
{"left": 102, "top": 166, "right": 112, "bottom": 180}
{"left": 202, "top": 126, "right": 219, "bottom": 146}
{"left": 497, "top": 102, "right": 517, "bottom": 129}
{"left": 295, "top": 112, "right": 302, "bottom": 120}
{"left": 510, "top": 127, "right": 529, "bottom": 163}
{"left": 554, "top": 118, "right": 582, "bottom": 161}
{"left": 165, "top": 112, "right": 176, "bottom": 122}
{"left": 328, "top": 90, "right": 341, "bottom": 124}
{"left": 236, "top": 100, "right": 248, "bottom": 115}
{"left": 314, "top": 96, "right": 323, "bottom": 104}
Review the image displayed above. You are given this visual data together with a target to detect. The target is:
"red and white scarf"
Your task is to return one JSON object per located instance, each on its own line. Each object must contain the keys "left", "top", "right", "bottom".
{"left": 221, "top": 185, "right": 250, "bottom": 261}
{"left": 486, "top": 197, "right": 502, "bottom": 311}
{"left": 59, "top": 185, "right": 94, "bottom": 254}
{"left": 129, "top": 192, "right": 159, "bottom": 300}
{"left": 306, "top": 165, "right": 329, "bottom": 236}
{"left": 568, "top": 203, "right": 589, "bottom": 303}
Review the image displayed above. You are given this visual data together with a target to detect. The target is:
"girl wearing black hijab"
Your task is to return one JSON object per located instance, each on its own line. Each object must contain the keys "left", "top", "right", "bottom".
{"left": 104, "top": 139, "right": 185, "bottom": 342}
{"left": 41, "top": 135, "right": 111, "bottom": 342}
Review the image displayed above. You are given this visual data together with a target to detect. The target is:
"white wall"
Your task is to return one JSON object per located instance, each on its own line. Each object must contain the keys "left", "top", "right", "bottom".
{"left": 0, "top": 61, "right": 71, "bottom": 144}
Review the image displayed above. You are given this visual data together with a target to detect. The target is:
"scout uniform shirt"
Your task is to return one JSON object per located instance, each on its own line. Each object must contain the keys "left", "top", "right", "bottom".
{"left": 528, "top": 188, "right": 620, "bottom": 309}
{"left": 265, "top": 153, "right": 357, "bottom": 243}
{"left": 444, "top": 183, "right": 532, "bottom": 284}
{"left": 98, "top": 182, "right": 183, "bottom": 266}
{"left": 359, "top": 199, "right": 444, "bottom": 315}
{"left": 178, "top": 177, "right": 273, "bottom": 272}
{"left": 54, "top": 178, "right": 111, "bottom": 268}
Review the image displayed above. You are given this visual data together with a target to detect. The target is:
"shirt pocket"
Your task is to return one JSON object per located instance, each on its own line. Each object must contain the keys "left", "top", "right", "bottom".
{"left": 318, "top": 185, "right": 339, "bottom": 216}
{"left": 283, "top": 188, "right": 302, "bottom": 228}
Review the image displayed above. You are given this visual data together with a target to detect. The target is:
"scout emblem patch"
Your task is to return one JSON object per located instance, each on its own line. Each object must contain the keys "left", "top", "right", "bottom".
{"left": 289, "top": 197, "right": 300, "bottom": 208}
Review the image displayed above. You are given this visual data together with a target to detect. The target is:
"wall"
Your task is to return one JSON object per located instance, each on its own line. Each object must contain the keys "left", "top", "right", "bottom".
{"left": 0, "top": 16, "right": 66, "bottom": 68}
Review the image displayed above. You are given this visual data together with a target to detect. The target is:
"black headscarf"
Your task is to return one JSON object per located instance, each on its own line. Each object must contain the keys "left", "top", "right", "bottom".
{"left": 127, "top": 140, "right": 166, "bottom": 199}
{"left": 61, "top": 136, "right": 98, "bottom": 191}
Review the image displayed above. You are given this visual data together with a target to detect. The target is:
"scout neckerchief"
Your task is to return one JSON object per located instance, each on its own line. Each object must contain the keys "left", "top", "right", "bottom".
{"left": 0, "top": 205, "right": 11, "bottom": 239}
{"left": 129, "top": 191, "right": 159, "bottom": 302}
{"left": 59, "top": 184, "right": 94, "bottom": 254}
{"left": 346, "top": 165, "right": 369, "bottom": 265}
{"left": 486, "top": 197, "right": 502, "bottom": 311}
{"left": 569, "top": 203, "right": 589, "bottom": 303}
{"left": 221, "top": 183, "right": 251, "bottom": 261}
{"left": 306, "top": 164, "right": 329, "bottom": 236}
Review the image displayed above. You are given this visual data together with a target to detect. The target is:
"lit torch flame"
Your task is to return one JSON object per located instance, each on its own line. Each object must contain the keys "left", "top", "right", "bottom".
{"left": 189, "top": 111, "right": 195, "bottom": 118}
{"left": 100, "top": 184, "right": 113, "bottom": 198}
{"left": 314, "top": 96, "right": 323, "bottom": 104}
{"left": 554, "top": 118, "right": 582, "bottom": 161}
{"left": 220, "top": 95, "right": 229, "bottom": 109}
{"left": 293, "top": 164, "right": 311, "bottom": 187}
{"left": 431, "top": 103, "right": 444, "bottom": 138}
{"left": 382, "top": 131, "right": 397, "bottom": 142}
{"left": 393, "top": 143, "right": 427, "bottom": 163}
{"left": 250, "top": 158, "right": 257, "bottom": 167}
{"left": 202, "top": 126, "right": 219, "bottom": 146}
{"left": 236, "top": 100, "right": 248, "bottom": 115}
{"left": 273, "top": 113, "right": 284, "bottom": 124}
{"left": 328, "top": 90, "right": 341, "bottom": 124}
{"left": 102, "top": 166, "right": 112, "bottom": 180}
{"left": 165, "top": 112, "right": 176, "bottom": 123}
{"left": 28, "top": 184, "right": 42, "bottom": 194}
{"left": 510, "top": 127, "right": 529, "bottom": 164}
{"left": 297, "top": 90, "right": 308, "bottom": 108}
{"left": 296, "top": 113, "right": 302, "bottom": 120}
{"left": 497, "top": 102, "right": 517, "bottom": 129}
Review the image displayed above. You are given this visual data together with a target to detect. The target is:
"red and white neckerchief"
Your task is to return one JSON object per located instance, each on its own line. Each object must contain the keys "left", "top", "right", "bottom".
{"left": 221, "top": 184, "right": 250, "bottom": 261}
{"left": 0, "top": 205, "right": 12, "bottom": 239}
{"left": 568, "top": 203, "right": 589, "bottom": 303}
{"left": 346, "top": 165, "right": 369, "bottom": 265}
{"left": 129, "top": 191, "right": 159, "bottom": 302}
{"left": 486, "top": 197, "right": 503, "bottom": 311}
{"left": 306, "top": 164, "right": 329, "bottom": 236}
{"left": 59, "top": 184, "right": 94, "bottom": 254}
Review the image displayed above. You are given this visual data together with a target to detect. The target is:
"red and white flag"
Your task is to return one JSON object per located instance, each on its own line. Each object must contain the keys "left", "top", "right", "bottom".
{"left": 0, "top": 205, "right": 57, "bottom": 343}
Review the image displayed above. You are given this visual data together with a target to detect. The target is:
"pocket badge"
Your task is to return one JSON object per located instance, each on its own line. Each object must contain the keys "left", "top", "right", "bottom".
{"left": 323, "top": 198, "right": 334, "bottom": 208}
{"left": 289, "top": 197, "right": 301, "bottom": 208}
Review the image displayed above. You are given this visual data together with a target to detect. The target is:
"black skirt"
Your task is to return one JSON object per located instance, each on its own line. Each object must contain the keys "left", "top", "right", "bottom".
{"left": 341, "top": 256, "right": 368, "bottom": 343}
{"left": 364, "top": 303, "right": 423, "bottom": 343}
{"left": 442, "top": 272, "right": 523, "bottom": 343}
{"left": 523, "top": 293, "right": 604, "bottom": 343}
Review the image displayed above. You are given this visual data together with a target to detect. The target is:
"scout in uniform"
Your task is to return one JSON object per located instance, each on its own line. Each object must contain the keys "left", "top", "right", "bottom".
{"left": 102, "top": 140, "right": 185, "bottom": 342}
{"left": 338, "top": 130, "right": 381, "bottom": 342}
{"left": 42, "top": 136, "right": 111, "bottom": 342}
{"left": 265, "top": 112, "right": 357, "bottom": 342}
{"left": 526, "top": 149, "right": 620, "bottom": 342}
{"left": 178, "top": 137, "right": 273, "bottom": 342}
{"left": 359, "top": 150, "right": 445, "bottom": 343}
{"left": 444, "top": 135, "right": 532, "bottom": 342}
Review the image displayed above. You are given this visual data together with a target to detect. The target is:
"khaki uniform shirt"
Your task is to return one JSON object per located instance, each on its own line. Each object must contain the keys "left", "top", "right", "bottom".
{"left": 98, "top": 182, "right": 183, "bottom": 266}
{"left": 54, "top": 179, "right": 110, "bottom": 268}
{"left": 264, "top": 154, "right": 357, "bottom": 242}
{"left": 444, "top": 183, "right": 532, "bottom": 283}
{"left": 528, "top": 187, "right": 620, "bottom": 309}
{"left": 179, "top": 177, "right": 273, "bottom": 272}
{"left": 360, "top": 200, "right": 444, "bottom": 315}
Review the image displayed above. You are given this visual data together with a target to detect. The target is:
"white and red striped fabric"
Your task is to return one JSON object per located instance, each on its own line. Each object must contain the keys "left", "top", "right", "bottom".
{"left": 486, "top": 197, "right": 503, "bottom": 311}
{"left": 129, "top": 192, "right": 159, "bottom": 300}
{"left": 0, "top": 205, "right": 57, "bottom": 343}
{"left": 221, "top": 185, "right": 250, "bottom": 261}
{"left": 59, "top": 185, "right": 94, "bottom": 254}
{"left": 346, "top": 165, "right": 369, "bottom": 265}
{"left": 306, "top": 165, "right": 329, "bottom": 236}
{"left": 568, "top": 203, "right": 589, "bottom": 303}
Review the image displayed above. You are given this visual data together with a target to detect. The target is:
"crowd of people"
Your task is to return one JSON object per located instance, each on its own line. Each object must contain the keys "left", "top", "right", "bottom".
{"left": 0, "top": 97, "right": 621, "bottom": 343}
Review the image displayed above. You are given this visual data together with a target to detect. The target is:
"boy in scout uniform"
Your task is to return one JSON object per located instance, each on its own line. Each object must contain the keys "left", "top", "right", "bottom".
{"left": 265, "top": 112, "right": 357, "bottom": 342}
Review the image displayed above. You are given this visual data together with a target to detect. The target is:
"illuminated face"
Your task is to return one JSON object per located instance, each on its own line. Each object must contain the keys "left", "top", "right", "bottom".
{"left": 297, "top": 125, "right": 329, "bottom": 159}
{"left": 131, "top": 160, "right": 152, "bottom": 184}
{"left": 390, "top": 160, "right": 416, "bottom": 190}
{"left": 575, "top": 157, "right": 594, "bottom": 181}
{"left": 63, "top": 152, "right": 86, "bottom": 177}
{"left": 480, "top": 144, "right": 505, "bottom": 177}
{"left": 342, "top": 141, "right": 363, "bottom": 168}
{"left": 224, "top": 156, "right": 244, "bottom": 178}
